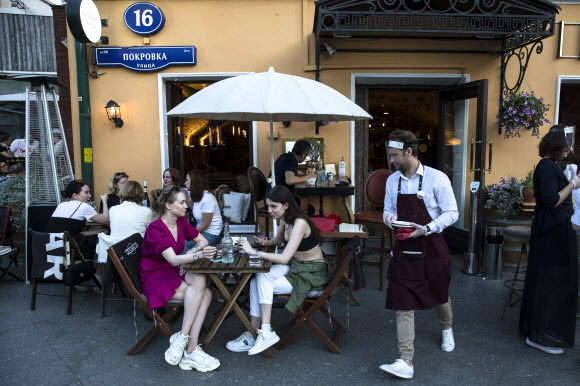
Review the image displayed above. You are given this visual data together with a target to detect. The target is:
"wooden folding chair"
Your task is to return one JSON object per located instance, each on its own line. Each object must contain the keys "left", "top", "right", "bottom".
{"left": 30, "top": 230, "right": 96, "bottom": 315}
{"left": 106, "top": 233, "right": 184, "bottom": 355}
{"left": 277, "top": 236, "right": 360, "bottom": 354}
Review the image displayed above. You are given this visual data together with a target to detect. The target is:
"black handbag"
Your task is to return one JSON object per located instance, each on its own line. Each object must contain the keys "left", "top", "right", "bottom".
{"left": 63, "top": 235, "right": 94, "bottom": 287}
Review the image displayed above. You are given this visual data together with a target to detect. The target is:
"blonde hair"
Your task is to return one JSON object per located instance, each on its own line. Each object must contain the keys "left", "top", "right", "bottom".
{"left": 119, "top": 181, "right": 143, "bottom": 204}
{"left": 107, "top": 172, "right": 129, "bottom": 194}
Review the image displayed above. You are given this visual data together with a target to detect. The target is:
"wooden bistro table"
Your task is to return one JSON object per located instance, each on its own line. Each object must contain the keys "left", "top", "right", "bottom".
{"left": 320, "top": 225, "right": 369, "bottom": 307}
{"left": 184, "top": 253, "right": 274, "bottom": 357}
{"left": 294, "top": 182, "right": 355, "bottom": 223}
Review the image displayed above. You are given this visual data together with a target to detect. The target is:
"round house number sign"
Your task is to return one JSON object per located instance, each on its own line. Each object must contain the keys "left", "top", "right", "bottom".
{"left": 124, "top": 2, "right": 165, "bottom": 36}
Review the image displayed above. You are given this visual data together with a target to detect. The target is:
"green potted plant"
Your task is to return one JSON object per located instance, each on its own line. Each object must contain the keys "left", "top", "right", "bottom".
{"left": 520, "top": 168, "right": 535, "bottom": 203}
{"left": 495, "top": 91, "right": 551, "bottom": 138}
{"left": 303, "top": 136, "right": 325, "bottom": 169}
{"left": 0, "top": 176, "right": 25, "bottom": 231}
{"left": 484, "top": 176, "right": 523, "bottom": 218}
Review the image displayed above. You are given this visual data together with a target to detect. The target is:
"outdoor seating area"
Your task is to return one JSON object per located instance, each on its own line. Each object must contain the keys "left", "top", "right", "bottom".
{"left": 3, "top": 0, "right": 580, "bottom": 380}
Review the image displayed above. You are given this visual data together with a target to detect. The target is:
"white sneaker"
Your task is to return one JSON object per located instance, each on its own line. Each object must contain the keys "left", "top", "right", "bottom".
{"left": 379, "top": 359, "right": 414, "bottom": 379}
{"left": 165, "top": 332, "right": 189, "bottom": 365}
{"left": 441, "top": 328, "right": 455, "bottom": 352}
{"left": 179, "top": 345, "right": 220, "bottom": 372}
{"left": 525, "top": 337, "right": 564, "bottom": 355}
{"left": 248, "top": 329, "right": 280, "bottom": 355}
{"left": 226, "top": 330, "right": 256, "bottom": 352}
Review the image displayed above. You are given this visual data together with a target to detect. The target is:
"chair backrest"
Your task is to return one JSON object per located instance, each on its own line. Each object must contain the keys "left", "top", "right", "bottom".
{"left": 326, "top": 236, "right": 360, "bottom": 293}
{"left": 364, "top": 169, "right": 392, "bottom": 208}
{"left": 213, "top": 184, "right": 231, "bottom": 214}
{"left": 30, "top": 229, "right": 69, "bottom": 281}
{"left": 247, "top": 166, "right": 267, "bottom": 210}
{"left": 107, "top": 233, "right": 144, "bottom": 293}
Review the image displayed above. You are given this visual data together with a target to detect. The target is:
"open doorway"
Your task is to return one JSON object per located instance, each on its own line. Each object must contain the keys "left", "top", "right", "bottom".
{"left": 368, "top": 90, "right": 439, "bottom": 172}
{"left": 166, "top": 81, "right": 253, "bottom": 188}
{"left": 557, "top": 79, "right": 580, "bottom": 166}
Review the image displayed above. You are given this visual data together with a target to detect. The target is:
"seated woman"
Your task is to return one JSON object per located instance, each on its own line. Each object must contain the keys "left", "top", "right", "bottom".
{"left": 99, "top": 172, "right": 128, "bottom": 213}
{"left": 47, "top": 179, "right": 110, "bottom": 260}
{"left": 96, "top": 181, "right": 155, "bottom": 262}
{"left": 163, "top": 167, "right": 189, "bottom": 200}
{"left": 140, "top": 185, "right": 220, "bottom": 371}
{"left": 226, "top": 185, "right": 329, "bottom": 355}
{"left": 184, "top": 170, "right": 223, "bottom": 248}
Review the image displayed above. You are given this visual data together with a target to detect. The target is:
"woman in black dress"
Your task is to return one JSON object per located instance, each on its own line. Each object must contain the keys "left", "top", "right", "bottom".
{"left": 519, "top": 125, "right": 580, "bottom": 354}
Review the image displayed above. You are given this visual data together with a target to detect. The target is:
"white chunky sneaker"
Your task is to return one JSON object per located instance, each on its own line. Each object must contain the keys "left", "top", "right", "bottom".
{"left": 179, "top": 345, "right": 220, "bottom": 372}
{"left": 165, "top": 332, "right": 189, "bottom": 365}
{"left": 226, "top": 330, "right": 256, "bottom": 352}
{"left": 379, "top": 359, "right": 414, "bottom": 379}
{"left": 441, "top": 328, "right": 455, "bottom": 352}
{"left": 248, "top": 329, "right": 280, "bottom": 355}
{"left": 526, "top": 337, "right": 564, "bottom": 355}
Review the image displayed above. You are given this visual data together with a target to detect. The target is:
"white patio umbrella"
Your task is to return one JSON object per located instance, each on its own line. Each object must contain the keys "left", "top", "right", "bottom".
{"left": 167, "top": 67, "right": 372, "bottom": 188}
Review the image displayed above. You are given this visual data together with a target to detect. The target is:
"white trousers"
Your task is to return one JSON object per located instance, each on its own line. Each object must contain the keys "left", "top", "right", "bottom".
{"left": 249, "top": 264, "right": 293, "bottom": 318}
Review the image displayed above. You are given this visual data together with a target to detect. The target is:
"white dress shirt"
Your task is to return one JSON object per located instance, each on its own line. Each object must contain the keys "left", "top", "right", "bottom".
{"left": 383, "top": 163, "right": 459, "bottom": 233}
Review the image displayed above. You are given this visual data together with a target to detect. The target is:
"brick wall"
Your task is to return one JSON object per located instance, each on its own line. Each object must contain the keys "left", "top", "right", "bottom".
{"left": 52, "top": 6, "right": 74, "bottom": 169}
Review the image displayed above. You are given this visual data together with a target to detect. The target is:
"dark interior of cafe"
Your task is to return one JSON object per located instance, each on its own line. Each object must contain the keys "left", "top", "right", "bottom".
{"left": 368, "top": 90, "right": 439, "bottom": 172}
{"left": 167, "top": 82, "right": 252, "bottom": 188}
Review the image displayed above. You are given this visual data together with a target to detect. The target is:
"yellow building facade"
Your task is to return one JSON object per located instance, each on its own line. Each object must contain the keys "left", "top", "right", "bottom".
{"left": 67, "top": 0, "right": 580, "bottom": 233}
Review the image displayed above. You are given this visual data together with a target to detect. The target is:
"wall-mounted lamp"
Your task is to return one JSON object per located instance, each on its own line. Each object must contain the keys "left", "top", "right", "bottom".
{"left": 323, "top": 43, "right": 336, "bottom": 56}
{"left": 105, "top": 100, "right": 123, "bottom": 128}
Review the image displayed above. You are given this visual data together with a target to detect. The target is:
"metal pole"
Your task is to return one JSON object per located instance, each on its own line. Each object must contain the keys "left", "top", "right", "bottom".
{"left": 74, "top": 39, "right": 94, "bottom": 196}
{"left": 24, "top": 87, "right": 30, "bottom": 284}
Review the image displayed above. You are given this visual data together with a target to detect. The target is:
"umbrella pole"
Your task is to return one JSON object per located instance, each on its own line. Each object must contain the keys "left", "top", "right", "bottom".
{"left": 270, "top": 118, "right": 278, "bottom": 237}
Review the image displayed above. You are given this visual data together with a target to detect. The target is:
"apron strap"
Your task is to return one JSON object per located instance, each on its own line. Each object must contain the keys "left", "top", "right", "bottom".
{"left": 398, "top": 173, "right": 423, "bottom": 195}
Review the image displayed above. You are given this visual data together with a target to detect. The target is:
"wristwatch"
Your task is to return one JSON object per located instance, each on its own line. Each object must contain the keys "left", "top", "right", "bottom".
{"left": 424, "top": 225, "right": 432, "bottom": 236}
{"left": 192, "top": 251, "right": 199, "bottom": 260}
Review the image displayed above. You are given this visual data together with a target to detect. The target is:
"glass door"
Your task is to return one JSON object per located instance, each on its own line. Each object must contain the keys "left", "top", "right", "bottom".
{"left": 438, "top": 80, "right": 488, "bottom": 246}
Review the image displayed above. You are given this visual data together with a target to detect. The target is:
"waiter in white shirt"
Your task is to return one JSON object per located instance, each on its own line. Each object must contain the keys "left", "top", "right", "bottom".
{"left": 379, "top": 130, "right": 459, "bottom": 380}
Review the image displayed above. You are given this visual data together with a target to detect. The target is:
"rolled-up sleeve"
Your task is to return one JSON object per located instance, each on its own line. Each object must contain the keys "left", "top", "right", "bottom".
{"left": 429, "top": 174, "right": 459, "bottom": 233}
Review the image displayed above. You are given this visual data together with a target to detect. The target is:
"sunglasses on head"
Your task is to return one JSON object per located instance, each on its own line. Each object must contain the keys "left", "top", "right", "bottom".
{"left": 164, "top": 186, "right": 181, "bottom": 203}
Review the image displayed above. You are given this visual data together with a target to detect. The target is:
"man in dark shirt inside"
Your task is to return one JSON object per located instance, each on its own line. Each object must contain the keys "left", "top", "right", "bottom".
{"left": 268, "top": 139, "right": 316, "bottom": 192}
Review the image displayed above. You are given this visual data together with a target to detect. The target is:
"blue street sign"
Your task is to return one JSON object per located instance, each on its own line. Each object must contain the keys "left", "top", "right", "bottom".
{"left": 95, "top": 46, "right": 196, "bottom": 71}
{"left": 124, "top": 2, "right": 165, "bottom": 36}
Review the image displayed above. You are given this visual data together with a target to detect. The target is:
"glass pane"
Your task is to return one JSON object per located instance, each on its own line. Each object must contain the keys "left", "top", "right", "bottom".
{"left": 441, "top": 100, "right": 469, "bottom": 229}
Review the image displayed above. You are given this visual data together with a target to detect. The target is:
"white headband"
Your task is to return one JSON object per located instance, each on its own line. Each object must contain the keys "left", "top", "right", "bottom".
{"left": 388, "top": 140, "right": 404, "bottom": 149}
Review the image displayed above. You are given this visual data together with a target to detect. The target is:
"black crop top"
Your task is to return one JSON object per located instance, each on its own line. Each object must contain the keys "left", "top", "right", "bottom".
{"left": 296, "top": 228, "right": 318, "bottom": 251}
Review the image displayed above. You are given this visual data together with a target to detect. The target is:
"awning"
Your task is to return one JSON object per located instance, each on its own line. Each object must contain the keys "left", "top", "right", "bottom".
{"left": 314, "top": 0, "right": 560, "bottom": 51}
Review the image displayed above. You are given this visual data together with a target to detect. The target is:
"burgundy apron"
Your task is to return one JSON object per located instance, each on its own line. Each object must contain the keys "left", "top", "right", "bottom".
{"left": 385, "top": 174, "right": 451, "bottom": 311}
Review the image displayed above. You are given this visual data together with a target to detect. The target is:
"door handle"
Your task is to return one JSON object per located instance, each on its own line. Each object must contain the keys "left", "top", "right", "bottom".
{"left": 487, "top": 139, "right": 492, "bottom": 174}
{"left": 470, "top": 139, "right": 481, "bottom": 172}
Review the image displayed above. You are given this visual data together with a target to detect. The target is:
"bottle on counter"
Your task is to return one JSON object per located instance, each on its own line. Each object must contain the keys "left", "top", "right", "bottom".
{"left": 316, "top": 161, "right": 326, "bottom": 186}
{"left": 339, "top": 157, "right": 346, "bottom": 177}
{"left": 221, "top": 221, "right": 234, "bottom": 264}
{"left": 142, "top": 181, "right": 150, "bottom": 207}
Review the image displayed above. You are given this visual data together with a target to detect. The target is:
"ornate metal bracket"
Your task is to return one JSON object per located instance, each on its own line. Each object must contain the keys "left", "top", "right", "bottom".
{"left": 499, "top": 40, "right": 543, "bottom": 134}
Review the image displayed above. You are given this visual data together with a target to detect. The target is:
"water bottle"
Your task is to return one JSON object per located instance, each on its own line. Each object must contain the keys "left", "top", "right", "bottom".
{"left": 221, "top": 221, "right": 234, "bottom": 264}
{"left": 339, "top": 157, "right": 346, "bottom": 177}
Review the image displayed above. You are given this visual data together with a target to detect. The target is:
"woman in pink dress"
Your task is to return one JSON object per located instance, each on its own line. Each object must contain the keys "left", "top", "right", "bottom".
{"left": 140, "top": 185, "right": 220, "bottom": 372}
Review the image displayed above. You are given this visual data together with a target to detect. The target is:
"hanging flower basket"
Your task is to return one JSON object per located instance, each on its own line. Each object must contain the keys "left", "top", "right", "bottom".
{"left": 495, "top": 91, "right": 551, "bottom": 139}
